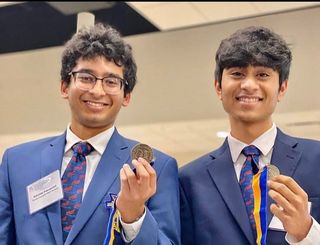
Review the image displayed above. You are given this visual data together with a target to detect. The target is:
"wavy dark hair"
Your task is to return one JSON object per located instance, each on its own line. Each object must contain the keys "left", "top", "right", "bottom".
{"left": 215, "top": 26, "right": 292, "bottom": 88}
{"left": 60, "top": 23, "right": 137, "bottom": 96}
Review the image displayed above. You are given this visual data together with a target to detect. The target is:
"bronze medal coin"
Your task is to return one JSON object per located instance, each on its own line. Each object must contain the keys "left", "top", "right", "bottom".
{"left": 131, "top": 143, "right": 154, "bottom": 163}
{"left": 267, "top": 164, "right": 280, "bottom": 180}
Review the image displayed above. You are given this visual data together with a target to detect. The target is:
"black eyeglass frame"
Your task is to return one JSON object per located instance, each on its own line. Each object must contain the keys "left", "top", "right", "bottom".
{"left": 68, "top": 71, "right": 128, "bottom": 92}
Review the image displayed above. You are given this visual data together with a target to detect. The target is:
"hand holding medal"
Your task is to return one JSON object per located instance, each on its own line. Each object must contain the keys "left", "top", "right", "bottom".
{"left": 267, "top": 164, "right": 312, "bottom": 241}
{"left": 116, "top": 143, "right": 157, "bottom": 224}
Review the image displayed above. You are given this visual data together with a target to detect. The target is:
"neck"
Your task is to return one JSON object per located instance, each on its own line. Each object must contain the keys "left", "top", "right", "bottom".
{"left": 70, "top": 124, "right": 112, "bottom": 140}
{"left": 229, "top": 118, "right": 273, "bottom": 144}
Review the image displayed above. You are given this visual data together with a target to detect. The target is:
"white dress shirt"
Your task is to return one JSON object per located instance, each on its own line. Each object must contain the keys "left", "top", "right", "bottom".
{"left": 61, "top": 125, "right": 144, "bottom": 242}
{"left": 227, "top": 123, "right": 320, "bottom": 244}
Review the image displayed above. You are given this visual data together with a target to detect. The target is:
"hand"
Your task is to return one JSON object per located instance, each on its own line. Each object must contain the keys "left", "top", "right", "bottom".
{"left": 268, "top": 175, "right": 312, "bottom": 241}
{"left": 116, "top": 157, "right": 157, "bottom": 223}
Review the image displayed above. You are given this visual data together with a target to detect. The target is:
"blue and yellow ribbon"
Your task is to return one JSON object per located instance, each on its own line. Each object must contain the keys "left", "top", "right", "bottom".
{"left": 252, "top": 166, "right": 267, "bottom": 245}
{"left": 103, "top": 193, "right": 121, "bottom": 245}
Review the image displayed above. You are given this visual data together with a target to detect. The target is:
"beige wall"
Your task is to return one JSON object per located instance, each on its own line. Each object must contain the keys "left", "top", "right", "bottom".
{"left": 1, "top": 6, "right": 320, "bottom": 163}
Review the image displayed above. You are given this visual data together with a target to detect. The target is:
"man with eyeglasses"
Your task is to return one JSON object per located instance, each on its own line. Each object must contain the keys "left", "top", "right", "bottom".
{"left": 0, "top": 23, "right": 180, "bottom": 245}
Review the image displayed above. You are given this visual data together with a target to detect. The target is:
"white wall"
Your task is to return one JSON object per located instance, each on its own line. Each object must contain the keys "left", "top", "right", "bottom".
{"left": 1, "top": 6, "right": 320, "bottom": 163}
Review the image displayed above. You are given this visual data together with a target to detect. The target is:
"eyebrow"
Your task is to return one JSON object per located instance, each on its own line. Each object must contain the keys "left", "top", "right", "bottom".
{"left": 76, "top": 69, "right": 123, "bottom": 79}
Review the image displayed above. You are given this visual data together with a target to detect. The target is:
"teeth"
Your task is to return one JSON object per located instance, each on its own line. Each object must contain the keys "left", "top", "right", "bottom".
{"left": 238, "top": 97, "right": 260, "bottom": 103}
{"left": 86, "top": 101, "right": 105, "bottom": 107}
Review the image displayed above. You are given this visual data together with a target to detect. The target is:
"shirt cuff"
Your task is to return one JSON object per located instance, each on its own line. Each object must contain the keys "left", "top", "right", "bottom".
{"left": 119, "top": 207, "right": 146, "bottom": 242}
{"left": 286, "top": 217, "right": 320, "bottom": 245}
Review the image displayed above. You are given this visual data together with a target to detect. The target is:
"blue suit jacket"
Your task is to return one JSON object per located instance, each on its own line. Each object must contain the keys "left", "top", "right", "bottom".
{"left": 179, "top": 128, "right": 320, "bottom": 245}
{"left": 0, "top": 129, "right": 180, "bottom": 245}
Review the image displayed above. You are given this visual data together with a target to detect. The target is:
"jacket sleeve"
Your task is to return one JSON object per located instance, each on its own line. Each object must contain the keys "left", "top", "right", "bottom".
{"left": 131, "top": 156, "right": 181, "bottom": 245}
{"left": 0, "top": 150, "right": 16, "bottom": 245}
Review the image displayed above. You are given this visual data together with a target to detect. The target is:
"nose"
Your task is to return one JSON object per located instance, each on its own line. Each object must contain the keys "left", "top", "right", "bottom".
{"left": 89, "top": 79, "right": 106, "bottom": 96}
{"left": 240, "top": 76, "right": 259, "bottom": 91}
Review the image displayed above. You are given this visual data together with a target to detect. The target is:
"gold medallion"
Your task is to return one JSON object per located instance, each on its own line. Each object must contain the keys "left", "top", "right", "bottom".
{"left": 267, "top": 164, "right": 280, "bottom": 180}
{"left": 131, "top": 143, "right": 154, "bottom": 163}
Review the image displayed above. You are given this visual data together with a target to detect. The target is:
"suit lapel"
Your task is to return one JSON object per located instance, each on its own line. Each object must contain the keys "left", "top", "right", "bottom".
{"left": 267, "top": 128, "right": 301, "bottom": 224}
{"left": 66, "top": 129, "right": 130, "bottom": 244}
{"left": 207, "top": 140, "right": 255, "bottom": 244}
{"left": 41, "top": 133, "right": 66, "bottom": 245}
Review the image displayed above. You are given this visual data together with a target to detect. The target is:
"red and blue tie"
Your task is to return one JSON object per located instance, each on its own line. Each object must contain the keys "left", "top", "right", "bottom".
{"left": 239, "top": 145, "right": 260, "bottom": 238}
{"left": 61, "top": 142, "right": 93, "bottom": 242}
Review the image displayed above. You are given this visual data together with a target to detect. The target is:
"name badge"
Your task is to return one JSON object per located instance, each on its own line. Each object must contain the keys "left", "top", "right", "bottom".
{"left": 269, "top": 202, "right": 312, "bottom": 231}
{"left": 27, "top": 170, "right": 63, "bottom": 214}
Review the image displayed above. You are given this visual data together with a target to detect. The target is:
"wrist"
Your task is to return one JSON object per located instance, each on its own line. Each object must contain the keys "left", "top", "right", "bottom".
{"left": 119, "top": 206, "right": 145, "bottom": 224}
{"left": 291, "top": 216, "right": 313, "bottom": 242}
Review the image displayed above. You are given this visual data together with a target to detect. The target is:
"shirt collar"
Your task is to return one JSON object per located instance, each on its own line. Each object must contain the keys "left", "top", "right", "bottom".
{"left": 227, "top": 123, "right": 277, "bottom": 163}
{"left": 65, "top": 124, "right": 115, "bottom": 155}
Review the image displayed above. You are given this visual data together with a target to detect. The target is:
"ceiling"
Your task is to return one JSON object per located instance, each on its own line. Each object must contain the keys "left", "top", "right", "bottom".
{"left": 1, "top": 2, "right": 319, "bottom": 54}
{"left": 0, "top": 2, "right": 158, "bottom": 54}
{"left": 128, "top": 2, "right": 320, "bottom": 30}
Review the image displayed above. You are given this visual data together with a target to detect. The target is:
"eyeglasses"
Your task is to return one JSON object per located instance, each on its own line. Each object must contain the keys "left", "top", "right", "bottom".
{"left": 68, "top": 71, "right": 127, "bottom": 95}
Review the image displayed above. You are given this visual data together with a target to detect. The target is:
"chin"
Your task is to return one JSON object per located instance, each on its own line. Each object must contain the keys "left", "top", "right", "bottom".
{"left": 80, "top": 118, "right": 110, "bottom": 128}
{"left": 235, "top": 114, "right": 260, "bottom": 123}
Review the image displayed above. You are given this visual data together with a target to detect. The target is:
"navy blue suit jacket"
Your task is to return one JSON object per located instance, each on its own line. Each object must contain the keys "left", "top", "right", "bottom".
{"left": 0, "top": 129, "right": 180, "bottom": 245}
{"left": 179, "top": 128, "right": 320, "bottom": 245}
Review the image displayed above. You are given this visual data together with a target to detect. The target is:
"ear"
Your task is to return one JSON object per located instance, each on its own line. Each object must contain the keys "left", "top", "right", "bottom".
{"left": 277, "top": 80, "right": 288, "bottom": 102}
{"left": 122, "top": 93, "right": 131, "bottom": 107}
{"left": 60, "top": 80, "right": 69, "bottom": 99}
{"left": 214, "top": 80, "right": 222, "bottom": 100}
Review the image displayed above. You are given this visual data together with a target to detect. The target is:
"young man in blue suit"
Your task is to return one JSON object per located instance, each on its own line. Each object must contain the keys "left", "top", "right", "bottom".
{"left": 179, "top": 26, "right": 320, "bottom": 245}
{"left": 0, "top": 23, "right": 180, "bottom": 245}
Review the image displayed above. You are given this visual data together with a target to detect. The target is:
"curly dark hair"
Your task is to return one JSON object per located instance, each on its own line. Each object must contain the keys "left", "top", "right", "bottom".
{"left": 214, "top": 26, "right": 292, "bottom": 87}
{"left": 60, "top": 23, "right": 137, "bottom": 95}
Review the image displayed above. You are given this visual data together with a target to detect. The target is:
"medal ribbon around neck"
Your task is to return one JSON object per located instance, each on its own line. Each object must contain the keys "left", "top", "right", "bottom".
{"left": 252, "top": 166, "right": 268, "bottom": 245}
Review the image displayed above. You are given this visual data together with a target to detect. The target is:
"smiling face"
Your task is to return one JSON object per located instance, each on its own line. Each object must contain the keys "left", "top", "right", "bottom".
{"left": 215, "top": 65, "right": 288, "bottom": 132}
{"left": 61, "top": 56, "right": 131, "bottom": 139}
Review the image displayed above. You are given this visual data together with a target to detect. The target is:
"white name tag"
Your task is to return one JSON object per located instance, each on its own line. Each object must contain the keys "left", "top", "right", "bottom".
{"left": 27, "top": 170, "right": 63, "bottom": 214}
{"left": 269, "top": 202, "right": 312, "bottom": 231}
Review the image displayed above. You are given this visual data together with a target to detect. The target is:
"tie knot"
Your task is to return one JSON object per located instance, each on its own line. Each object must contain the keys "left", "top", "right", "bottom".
{"left": 242, "top": 145, "right": 260, "bottom": 157}
{"left": 72, "top": 142, "right": 93, "bottom": 156}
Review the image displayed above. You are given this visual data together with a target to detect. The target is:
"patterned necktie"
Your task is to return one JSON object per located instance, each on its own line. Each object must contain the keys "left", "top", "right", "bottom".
{"left": 239, "top": 145, "right": 260, "bottom": 238}
{"left": 61, "top": 142, "right": 93, "bottom": 242}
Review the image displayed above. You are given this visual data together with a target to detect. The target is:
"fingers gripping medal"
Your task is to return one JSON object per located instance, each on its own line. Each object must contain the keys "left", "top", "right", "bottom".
{"left": 267, "top": 163, "right": 280, "bottom": 180}
{"left": 131, "top": 143, "right": 155, "bottom": 174}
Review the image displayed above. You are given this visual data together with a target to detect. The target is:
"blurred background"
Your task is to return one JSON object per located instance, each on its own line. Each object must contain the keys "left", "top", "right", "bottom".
{"left": 1, "top": 2, "right": 320, "bottom": 166}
